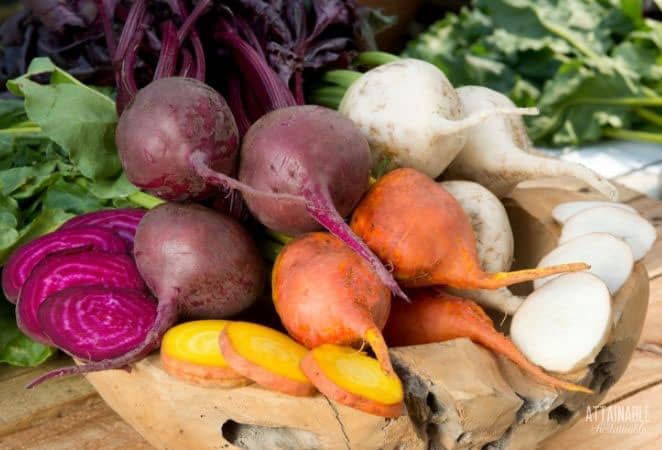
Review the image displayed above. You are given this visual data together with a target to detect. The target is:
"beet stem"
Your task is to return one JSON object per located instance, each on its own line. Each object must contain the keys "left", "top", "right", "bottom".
{"left": 177, "top": 0, "right": 212, "bottom": 42}
{"left": 189, "top": 151, "right": 307, "bottom": 204}
{"left": 216, "top": 29, "right": 296, "bottom": 111}
{"left": 95, "top": 0, "right": 116, "bottom": 58}
{"left": 153, "top": 21, "right": 180, "bottom": 79}
{"left": 227, "top": 72, "right": 251, "bottom": 135}
{"left": 304, "top": 184, "right": 408, "bottom": 300}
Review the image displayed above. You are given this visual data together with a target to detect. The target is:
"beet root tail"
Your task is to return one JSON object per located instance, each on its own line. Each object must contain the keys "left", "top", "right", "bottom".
{"left": 26, "top": 298, "right": 178, "bottom": 388}
{"left": 476, "top": 326, "right": 593, "bottom": 394}
{"left": 305, "top": 184, "right": 408, "bottom": 300}
{"left": 364, "top": 327, "right": 395, "bottom": 376}
{"left": 189, "top": 151, "right": 307, "bottom": 204}
{"left": 475, "top": 262, "right": 590, "bottom": 289}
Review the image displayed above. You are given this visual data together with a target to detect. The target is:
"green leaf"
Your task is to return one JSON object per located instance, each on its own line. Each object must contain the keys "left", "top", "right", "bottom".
{"left": 620, "top": 0, "right": 643, "bottom": 27}
{"left": 86, "top": 172, "right": 139, "bottom": 200}
{"left": 8, "top": 58, "right": 121, "bottom": 180}
{"left": 42, "top": 179, "right": 106, "bottom": 214}
{"left": 0, "top": 208, "right": 73, "bottom": 265}
{"left": 528, "top": 62, "right": 640, "bottom": 145}
{"left": 0, "top": 301, "right": 55, "bottom": 367}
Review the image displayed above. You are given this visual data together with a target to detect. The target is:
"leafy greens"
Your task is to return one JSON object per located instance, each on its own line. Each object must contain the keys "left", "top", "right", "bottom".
{"left": 0, "top": 58, "right": 156, "bottom": 367}
{"left": 404, "top": 0, "right": 662, "bottom": 146}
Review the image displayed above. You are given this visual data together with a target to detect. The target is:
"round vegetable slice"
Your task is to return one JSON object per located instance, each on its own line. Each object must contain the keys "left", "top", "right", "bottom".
{"left": 511, "top": 273, "right": 612, "bottom": 373}
{"left": 161, "top": 320, "right": 249, "bottom": 388}
{"left": 16, "top": 251, "right": 147, "bottom": 344}
{"left": 60, "top": 208, "right": 147, "bottom": 248}
{"left": 552, "top": 201, "right": 636, "bottom": 224}
{"left": 218, "top": 322, "right": 315, "bottom": 396}
{"left": 560, "top": 206, "right": 656, "bottom": 261}
{"left": 534, "top": 233, "right": 634, "bottom": 294}
{"left": 301, "top": 344, "right": 404, "bottom": 418}
{"left": 38, "top": 286, "right": 157, "bottom": 361}
{"left": 2, "top": 227, "right": 128, "bottom": 303}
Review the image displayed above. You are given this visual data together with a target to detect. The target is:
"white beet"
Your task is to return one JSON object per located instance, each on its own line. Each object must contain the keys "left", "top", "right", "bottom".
{"left": 534, "top": 233, "right": 634, "bottom": 294}
{"left": 441, "top": 181, "right": 514, "bottom": 272}
{"left": 560, "top": 206, "right": 656, "bottom": 261}
{"left": 339, "top": 60, "right": 536, "bottom": 178}
{"left": 441, "top": 181, "right": 523, "bottom": 314}
{"left": 511, "top": 272, "right": 612, "bottom": 373}
{"left": 445, "top": 86, "right": 618, "bottom": 200}
{"left": 552, "top": 201, "right": 637, "bottom": 224}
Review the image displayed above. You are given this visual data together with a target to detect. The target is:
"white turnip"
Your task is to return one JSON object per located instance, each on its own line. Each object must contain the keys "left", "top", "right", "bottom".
{"left": 445, "top": 86, "right": 618, "bottom": 199}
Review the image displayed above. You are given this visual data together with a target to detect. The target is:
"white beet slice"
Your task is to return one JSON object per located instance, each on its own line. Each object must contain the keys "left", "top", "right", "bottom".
{"left": 560, "top": 206, "right": 656, "bottom": 261}
{"left": 511, "top": 272, "right": 612, "bottom": 373}
{"left": 534, "top": 233, "right": 634, "bottom": 294}
{"left": 552, "top": 201, "right": 637, "bottom": 224}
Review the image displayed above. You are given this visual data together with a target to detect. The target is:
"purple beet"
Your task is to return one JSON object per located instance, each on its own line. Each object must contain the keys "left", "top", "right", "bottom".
{"left": 16, "top": 251, "right": 147, "bottom": 345}
{"left": 26, "top": 203, "right": 265, "bottom": 388}
{"left": 60, "top": 208, "right": 147, "bottom": 248}
{"left": 2, "top": 227, "right": 128, "bottom": 303}
{"left": 38, "top": 286, "right": 157, "bottom": 361}
{"left": 115, "top": 77, "right": 239, "bottom": 201}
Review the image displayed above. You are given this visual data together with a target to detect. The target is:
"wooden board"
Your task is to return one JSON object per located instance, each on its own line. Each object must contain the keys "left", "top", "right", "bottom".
{"left": 0, "top": 178, "right": 660, "bottom": 450}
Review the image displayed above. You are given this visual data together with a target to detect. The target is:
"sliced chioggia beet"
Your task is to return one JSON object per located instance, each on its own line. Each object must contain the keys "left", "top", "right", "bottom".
{"left": 16, "top": 251, "right": 147, "bottom": 345}
{"left": 337, "top": 59, "right": 537, "bottom": 179}
{"left": 219, "top": 322, "right": 316, "bottom": 396}
{"left": 2, "top": 227, "right": 128, "bottom": 303}
{"left": 560, "top": 206, "right": 656, "bottom": 261}
{"left": 60, "top": 208, "right": 147, "bottom": 247}
{"left": 301, "top": 344, "right": 405, "bottom": 418}
{"left": 511, "top": 272, "right": 612, "bottom": 373}
{"left": 445, "top": 86, "right": 618, "bottom": 199}
{"left": 161, "top": 320, "right": 249, "bottom": 388}
{"left": 27, "top": 203, "right": 267, "bottom": 388}
{"left": 552, "top": 200, "right": 637, "bottom": 224}
{"left": 534, "top": 233, "right": 634, "bottom": 294}
{"left": 38, "top": 286, "right": 157, "bottom": 361}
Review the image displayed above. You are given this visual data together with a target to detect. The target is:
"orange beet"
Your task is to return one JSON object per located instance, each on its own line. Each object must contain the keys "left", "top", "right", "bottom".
{"left": 272, "top": 232, "right": 394, "bottom": 375}
{"left": 350, "top": 168, "right": 588, "bottom": 289}
{"left": 384, "top": 289, "right": 593, "bottom": 393}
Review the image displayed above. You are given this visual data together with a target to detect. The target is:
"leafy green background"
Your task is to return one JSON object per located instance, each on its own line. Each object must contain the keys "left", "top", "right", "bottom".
{"left": 0, "top": 58, "right": 147, "bottom": 367}
{"left": 404, "top": 0, "right": 662, "bottom": 146}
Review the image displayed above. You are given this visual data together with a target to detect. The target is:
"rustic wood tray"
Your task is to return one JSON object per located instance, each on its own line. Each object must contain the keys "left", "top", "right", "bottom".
{"left": 79, "top": 187, "right": 649, "bottom": 450}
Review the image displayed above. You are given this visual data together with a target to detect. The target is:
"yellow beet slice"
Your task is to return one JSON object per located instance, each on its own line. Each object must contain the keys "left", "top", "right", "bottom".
{"left": 219, "top": 322, "right": 316, "bottom": 396}
{"left": 301, "top": 344, "right": 404, "bottom": 418}
{"left": 161, "top": 320, "right": 249, "bottom": 388}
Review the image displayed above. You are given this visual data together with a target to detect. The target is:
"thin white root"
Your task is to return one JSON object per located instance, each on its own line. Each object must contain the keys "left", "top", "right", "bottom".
{"left": 511, "top": 272, "right": 612, "bottom": 373}
{"left": 560, "top": 206, "right": 656, "bottom": 261}
{"left": 446, "top": 287, "right": 523, "bottom": 315}
{"left": 534, "top": 233, "right": 634, "bottom": 294}
{"left": 449, "top": 86, "right": 619, "bottom": 200}
{"left": 436, "top": 106, "right": 539, "bottom": 136}
{"left": 552, "top": 201, "right": 637, "bottom": 224}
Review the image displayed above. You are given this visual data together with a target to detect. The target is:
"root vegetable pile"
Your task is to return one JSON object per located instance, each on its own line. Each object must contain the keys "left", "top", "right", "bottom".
{"left": 3, "top": 42, "right": 657, "bottom": 423}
